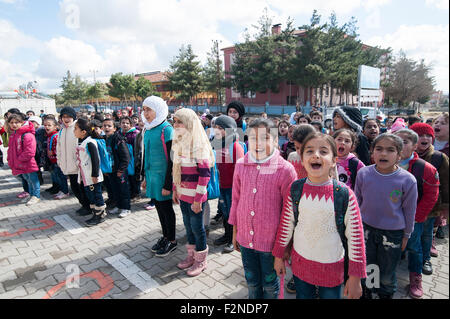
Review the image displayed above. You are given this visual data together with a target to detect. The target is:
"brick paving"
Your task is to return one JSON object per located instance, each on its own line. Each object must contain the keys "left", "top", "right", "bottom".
{"left": 0, "top": 153, "right": 448, "bottom": 299}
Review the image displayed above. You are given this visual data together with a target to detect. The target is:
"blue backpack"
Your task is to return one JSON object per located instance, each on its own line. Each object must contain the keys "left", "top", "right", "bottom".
{"left": 96, "top": 139, "right": 113, "bottom": 174}
{"left": 228, "top": 141, "right": 247, "bottom": 162}
{"left": 125, "top": 143, "right": 135, "bottom": 176}
{"left": 207, "top": 150, "right": 220, "bottom": 200}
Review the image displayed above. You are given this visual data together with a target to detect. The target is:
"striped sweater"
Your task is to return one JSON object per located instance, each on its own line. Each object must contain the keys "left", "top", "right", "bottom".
{"left": 272, "top": 179, "right": 366, "bottom": 287}
{"left": 174, "top": 156, "right": 211, "bottom": 204}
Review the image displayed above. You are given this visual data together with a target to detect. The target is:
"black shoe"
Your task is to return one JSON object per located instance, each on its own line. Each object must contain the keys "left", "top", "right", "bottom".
{"left": 85, "top": 214, "right": 106, "bottom": 227}
{"left": 436, "top": 226, "right": 445, "bottom": 239}
{"left": 211, "top": 213, "right": 223, "bottom": 225}
{"left": 45, "top": 186, "right": 60, "bottom": 194}
{"left": 151, "top": 237, "right": 167, "bottom": 253}
{"left": 155, "top": 241, "right": 177, "bottom": 257}
{"left": 0, "top": 162, "right": 4, "bottom": 167}
{"left": 401, "top": 250, "right": 406, "bottom": 260}
{"left": 214, "top": 235, "right": 229, "bottom": 246}
{"left": 422, "top": 260, "right": 433, "bottom": 275}
{"left": 76, "top": 207, "right": 92, "bottom": 216}
{"left": 360, "top": 287, "right": 373, "bottom": 299}
{"left": 223, "top": 243, "right": 234, "bottom": 254}
{"left": 378, "top": 294, "right": 393, "bottom": 299}
{"left": 286, "top": 277, "right": 296, "bottom": 294}
{"left": 106, "top": 200, "right": 117, "bottom": 209}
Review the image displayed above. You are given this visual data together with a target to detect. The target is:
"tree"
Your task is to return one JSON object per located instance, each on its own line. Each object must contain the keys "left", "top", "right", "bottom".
{"left": 86, "top": 82, "right": 107, "bottom": 101}
{"left": 135, "top": 76, "right": 160, "bottom": 100}
{"left": 60, "top": 70, "right": 88, "bottom": 105}
{"left": 168, "top": 44, "right": 203, "bottom": 104}
{"left": 107, "top": 73, "right": 137, "bottom": 104}
{"left": 384, "top": 52, "right": 435, "bottom": 107}
{"left": 202, "top": 40, "right": 225, "bottom": 106}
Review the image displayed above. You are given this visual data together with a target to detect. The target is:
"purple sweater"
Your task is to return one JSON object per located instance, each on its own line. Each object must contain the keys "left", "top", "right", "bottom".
{"left": 354, "top": 165, "right": 417, "bottom": 238}
{"left": 228, "top": 150, "right": 297, "bottom": 252}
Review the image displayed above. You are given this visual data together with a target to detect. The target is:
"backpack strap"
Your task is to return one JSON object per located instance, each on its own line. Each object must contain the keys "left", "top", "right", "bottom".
{"left": 348, "top": 157, "right": 359, "bottom": 190}
{"left": 21, "top": 132, "right": 30, "bottom": 148}
{"left": 411, "top": 159, "right": 426, "bottom": 203}
{"left": 291, "top": 178, "right": 307, "bottom": 227}
{"left": 160, "top": 122, "right": 170, "bottom": 161}
{"left": 430, "top": 151, "right": 444, "bottom": 171}
{"left": 332, "top": 179, "right": 350, "bottom": 283}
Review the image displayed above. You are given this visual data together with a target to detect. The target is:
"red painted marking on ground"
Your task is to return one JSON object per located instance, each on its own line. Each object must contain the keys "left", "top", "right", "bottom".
{"left": 0, "top": 199, "right": 22, "bottom": 207}
{"left": 0, "top": 219, "right": 56, "bottom": 238}
{"left": 42, "top": 271, "right": 114, "bottom": 299}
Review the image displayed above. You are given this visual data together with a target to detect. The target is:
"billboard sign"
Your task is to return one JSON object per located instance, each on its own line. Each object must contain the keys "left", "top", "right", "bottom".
{"left": 358, "top": 65, "right": 381, "bottom": 90}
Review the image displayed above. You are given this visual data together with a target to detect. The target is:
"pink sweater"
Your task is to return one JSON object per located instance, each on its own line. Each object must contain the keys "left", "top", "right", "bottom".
{"left": 272, "top": 180, "right": 366, "bottom": 287}
{"left": 228, "top": 150, "right": 297, "bottom": 253}
{"left": 174, "top": 157, "right": 211, "bottom": 204}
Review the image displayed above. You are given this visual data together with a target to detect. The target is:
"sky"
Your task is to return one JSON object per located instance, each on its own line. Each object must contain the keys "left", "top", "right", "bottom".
{"left": 0, "top": 0, "right": 448, "bottom": 94}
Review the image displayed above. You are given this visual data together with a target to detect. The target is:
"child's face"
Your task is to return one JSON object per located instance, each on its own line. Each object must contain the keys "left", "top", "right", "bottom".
{"left": 120, "top": 120, "right": 131, "bottom": 133}
{"left": 335, "top": 131, "right": 353, "bottom": 158}
{"left": 386, "top": 118, "right": 393, "bottom": 128}
{"left": 138, "top": 120, "right": 145, "bottom": 130}
{"left": 213, "top": 125, "right": 226, "bottom": 140}
{"left": 333, "top": 114, "right": 348, "bottom": 130}
{"left": 203, "top": 118, "right": 211, "bottom": 127}
{"left": 105, "top": 113, "right": 112, "bottom": 119}
{"left": 73, "top": 124, "right": 86, "bottom": 139}
{"left": 372, "top": 138, "right": 401, "bottom": 173}
{"left": 363, "top": 120, "right": 379, "bottom": 141}
{"left": 312, "top": 115, "right": 322, "bottom": 122}
{"left": 61, "top": 114, "right": 74, "bottom": 127}
{"left": 278, "top": 123, "right": 289, "bottom": 136}
{"left": 227, "top": 108, "right": 240, "bottom": 121}
{"left": 132, "top": 117, "right": 139, "bottom": 125}
{"left": 433, "top": 116, "right": 448, "bottom": 141}
{"left": 396, "top": 133, "right": 417, "bottom": 160}
{"left": 94, "top": 126, "right": 103, "bottom": 136}
{"left": 298, "top": 117, "right": 309, "bottom": 125}
{"left": 8, "top": 119, "right": 22, "bottom": 131}
{"left": 417, "top": 134, "right": 433, "bottom": 153}
{"left": 103, "top": 120, "right": 116, "bottom": 137}
{"left": 287, "top": 126, "right": 296, "bottom": 141}
{"left": 248, "top": 126, "right": 276, "bottom": 161}
{"left": 143, "top": 106, "right": 156, "bottom": 123}
{"left": 173, "top": 117, "right": 187, "bottom": 137}
{"left": 43, "top": 120, "right": 57, "bottom": 134}
{"left": 301, "top": 137, "right": 336, "bottom": 182}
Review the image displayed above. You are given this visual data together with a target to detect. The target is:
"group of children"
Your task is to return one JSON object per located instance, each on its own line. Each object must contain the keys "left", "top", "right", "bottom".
{"left": 0, "top": 101, "right": 448, "bottom": 299}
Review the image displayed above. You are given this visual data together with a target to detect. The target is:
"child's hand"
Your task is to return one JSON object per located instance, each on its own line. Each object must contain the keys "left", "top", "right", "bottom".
{"left": 401, "top": 237, "right": 409, "bottom": 251}
{"left": 172, "top": 190, "right": 179, "bottom": 205}
{"left": 343, "top": 276, "right": 362, "bottom": 299}
{"left": 92, "top": 177, "right": 98, "bottom": 184}
{"left": 117, "top": 170, "right": 123, "bottom": 177}
{"left": 162, "top": 188, "right": 171, "bottom": 197}
{"left": 191, "top": 201, "right": 202, "bottom": 214}
{"left": 274, "top": 257, "right": 286, "bottom": 277}
{"left": 232, "top": 229, "right": 240, "bottom": 252}
{"left": 141, "top": 180, "right": 146, "bottom": 189}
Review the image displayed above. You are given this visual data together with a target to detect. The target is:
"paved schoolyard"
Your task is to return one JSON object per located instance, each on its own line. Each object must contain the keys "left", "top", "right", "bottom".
{"left": 0, "top": 152, "right": 448, "bottom": 299}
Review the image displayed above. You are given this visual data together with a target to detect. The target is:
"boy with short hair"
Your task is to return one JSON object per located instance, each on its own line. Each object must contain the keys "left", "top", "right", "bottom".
{"left": 394, "top": 129, "right": 440, "bottom": 299}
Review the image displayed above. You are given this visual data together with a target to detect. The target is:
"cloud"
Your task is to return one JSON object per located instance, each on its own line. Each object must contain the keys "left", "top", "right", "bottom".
{"left": 367, "top": 24, "right": 449, "bottom": 92}
{"left": 425, "top": 0, "right": 449, "bottom": 10}
{"left": 0, "top": 19, "right": 41, "bottom": 59}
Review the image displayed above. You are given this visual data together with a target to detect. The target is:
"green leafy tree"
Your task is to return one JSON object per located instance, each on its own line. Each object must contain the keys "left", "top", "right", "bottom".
{"left": 135, "top": 77, "right": 160, "bottom": 100}
{"left": 168, "top": 44, "right": 203, "bottom": 104}
{"left": 86, "top": 82, "right": 107, "bottom": 101}
{"left": 107, "top": 73, "right": 137, "bottom": 104}
{"left": 202, "top": 40, "right": 225, "bottom": 106}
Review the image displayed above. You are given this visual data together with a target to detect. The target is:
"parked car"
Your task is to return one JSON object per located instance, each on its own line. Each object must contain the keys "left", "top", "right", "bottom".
{"left": 323, "top": 106, "right": 386, "bottom": 123}
{"left": 387, "top": 109, "right": 416, "bottom": 116}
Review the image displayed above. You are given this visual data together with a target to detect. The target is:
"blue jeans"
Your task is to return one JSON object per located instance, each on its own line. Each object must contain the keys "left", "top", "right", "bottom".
{"left": 84, "top": 183, "right": 105, "bottom": 207}
{"left": 19, "top": 174, "right": 29, "bottom": 193}
{"left": 364, "top": 223, "right": 404, "bottom": 296}
{"left": 240, "top": 246, "right": 279, "bottom": 299}
{"left": 407, "top": 222, "right": 425, "bottom": 274}
{"left": 218, "top": 188, "right": 232, "bottom": 219}
{"left": 21, "top": 172, "right": 40, "bottom": 198}
{"left": 180, "top": 200, "right": 206, "bottom": 251}
{"left": 293, "top": 276, "right": 342, "bottom": 299}
{"left": 422, "top": 217, "right": 436, "bottom": 262}
{"left": 50, "top": 164, "right": 68, "bottom": 194}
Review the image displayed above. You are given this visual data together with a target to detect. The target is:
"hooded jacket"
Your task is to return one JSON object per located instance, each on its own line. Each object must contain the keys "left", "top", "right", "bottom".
{"left": 7, "top": 121, "right": 39, "bottom": 175}
{"left": 57, "top": 120, "right": 79, "bottom": 175}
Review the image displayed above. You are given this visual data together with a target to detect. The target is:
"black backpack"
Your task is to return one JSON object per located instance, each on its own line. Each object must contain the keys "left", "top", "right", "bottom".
{"left": 290, "top": 178, "right": 350, "bottom": 283}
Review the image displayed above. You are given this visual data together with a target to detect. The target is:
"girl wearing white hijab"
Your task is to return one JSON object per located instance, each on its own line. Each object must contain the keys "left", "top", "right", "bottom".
{"left": 140, "top": 96, "right": 178, "bottom": 257}
{"left": 172, "top": 108, "right": 215, "bottom": 277}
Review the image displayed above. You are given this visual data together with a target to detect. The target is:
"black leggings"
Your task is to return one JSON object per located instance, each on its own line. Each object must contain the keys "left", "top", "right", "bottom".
{"left": 68, "top": 174, "right": 90, "bottom": 209}
{"left": 155, "top": 199, "right": 176, "bottom": 242}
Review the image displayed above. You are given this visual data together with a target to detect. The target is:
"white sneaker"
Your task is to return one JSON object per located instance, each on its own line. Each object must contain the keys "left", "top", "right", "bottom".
{"left": 26, "top": 196, "right": 40, "bottom": 206}
{"left": 53, "top": 191, "right": 63, "bottom": 198}
{"left": 119, "top": 209, "right": 131, "bottom": 218}
{"left": 55, "top": 192, "right": 70, "bottom": 200}
{"left": 108, "top": 207, "right": 120, "bottom": 215}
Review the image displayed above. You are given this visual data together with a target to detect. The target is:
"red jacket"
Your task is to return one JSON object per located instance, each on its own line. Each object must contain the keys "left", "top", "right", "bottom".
{"left": 46, "top": 131, "right": 59, "bottom": 164}
{"left": 408, "top": 152, "right": 440, "bottom": 223}
{"left": 216, "top": 142, "right": 245, "bottom": 189}
{"left": 7, "top": 122, "right": 39, "bottom": 176}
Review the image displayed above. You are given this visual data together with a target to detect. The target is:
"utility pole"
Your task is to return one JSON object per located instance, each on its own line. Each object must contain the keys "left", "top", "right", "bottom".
{"left": 214, "top": 40, "right": 223, "bottom": 107}
{"left": 90, "top": 69, "right": 99, "bottom": 111}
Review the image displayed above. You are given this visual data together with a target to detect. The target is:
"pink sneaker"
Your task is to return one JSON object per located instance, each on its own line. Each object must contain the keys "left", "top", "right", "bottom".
{"left": 409, "top": 272, "right": 423, "bottom": 299}
{"left": 430, "top": 238, "right": 439, "bottom": 257}
{"left": 145, "top": 203, "right": 155, "bottom": 210}
{"left": 17, "top": 192, "right": 29, "bottom": 199}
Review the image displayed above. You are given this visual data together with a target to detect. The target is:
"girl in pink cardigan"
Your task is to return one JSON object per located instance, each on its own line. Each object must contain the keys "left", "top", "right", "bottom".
{"left": 228, "top": 118, "right": 297, "bottom": 299}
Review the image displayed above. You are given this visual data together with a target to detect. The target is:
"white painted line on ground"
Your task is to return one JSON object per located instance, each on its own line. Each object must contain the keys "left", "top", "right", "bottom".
{"left": 105, "top": 253, "right": 159, "bottom": 293}
{"left": 4, "top": 177, "right": 20, "bottom": 184}
{"left": 54, "top": 214, "right": 86, "bottom": 235}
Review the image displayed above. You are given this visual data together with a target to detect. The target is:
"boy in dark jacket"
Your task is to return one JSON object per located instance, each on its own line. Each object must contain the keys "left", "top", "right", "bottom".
{"left": 119, "top": 116, "right": 140, "bottom": 200}
{"left": 103, "top": 118, "right": 131, "bottom": 218}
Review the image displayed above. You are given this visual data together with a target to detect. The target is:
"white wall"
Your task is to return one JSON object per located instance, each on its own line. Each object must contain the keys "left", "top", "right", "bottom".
{"left": 0, "top": 98, "right": 57, "bottom": 117}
